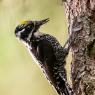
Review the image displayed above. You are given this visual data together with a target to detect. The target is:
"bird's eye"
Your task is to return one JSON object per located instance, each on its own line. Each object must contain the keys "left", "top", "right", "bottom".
{"left": 25, "top": 25, "right": 31, "bottom": 31}
{"left": 27, "top": 25, "right": 31, "bottom": 29}
{"left": 25, "top": 24, "right": 34, "bottom": 31}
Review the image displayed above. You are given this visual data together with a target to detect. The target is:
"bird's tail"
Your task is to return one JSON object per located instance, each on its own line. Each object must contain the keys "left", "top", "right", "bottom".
{"left": 61, "top": 79, "right": 73, "bottom": 95}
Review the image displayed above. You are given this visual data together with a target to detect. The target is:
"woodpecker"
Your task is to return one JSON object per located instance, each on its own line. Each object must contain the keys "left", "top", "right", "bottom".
{"left": 15, "top": 18, "right": 73, "bottom": 95}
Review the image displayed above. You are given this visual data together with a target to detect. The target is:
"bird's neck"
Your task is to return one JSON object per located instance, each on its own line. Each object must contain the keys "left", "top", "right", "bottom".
{"left": 34, "top": 31, "right": 44, "bottom": 38}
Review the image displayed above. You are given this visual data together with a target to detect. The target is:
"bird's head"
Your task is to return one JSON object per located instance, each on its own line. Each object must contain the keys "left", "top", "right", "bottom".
{"left": 15, "top": 18, "right": 49, "bottom": 42}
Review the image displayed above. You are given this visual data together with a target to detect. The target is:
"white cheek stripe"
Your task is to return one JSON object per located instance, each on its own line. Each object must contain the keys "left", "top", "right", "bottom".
{"left": 17, "top": 29, "right": 25, "bottom": 37}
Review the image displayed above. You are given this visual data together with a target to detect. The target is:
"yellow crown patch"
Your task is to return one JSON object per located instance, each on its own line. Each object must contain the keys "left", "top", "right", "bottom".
{"left": 21, "top": 20, "right": 28, "bottom": 25}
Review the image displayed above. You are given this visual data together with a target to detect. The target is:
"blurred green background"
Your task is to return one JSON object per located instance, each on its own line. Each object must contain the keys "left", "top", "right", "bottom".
{"left": 0, "top": 0, "right": 71, "bottom": 95}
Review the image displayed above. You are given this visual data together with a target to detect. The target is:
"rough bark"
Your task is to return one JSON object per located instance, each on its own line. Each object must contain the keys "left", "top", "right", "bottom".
{"left": 62, "top": 0, "right": 95, "bottom": 95}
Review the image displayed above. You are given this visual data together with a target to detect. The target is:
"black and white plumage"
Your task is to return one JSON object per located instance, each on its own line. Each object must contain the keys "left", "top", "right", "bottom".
{"left": 15, "top": 18, "right": 73, "bottom": 95}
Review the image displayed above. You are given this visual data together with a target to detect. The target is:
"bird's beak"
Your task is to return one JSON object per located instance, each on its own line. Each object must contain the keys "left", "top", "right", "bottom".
{"left": 37, "top": 18, "right": 49, "bottom": 26}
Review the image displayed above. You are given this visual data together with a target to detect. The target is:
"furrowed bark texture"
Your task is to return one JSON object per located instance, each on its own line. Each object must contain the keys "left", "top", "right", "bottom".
{"left": 63, "top": 0, "right": 95, "bottom": 95}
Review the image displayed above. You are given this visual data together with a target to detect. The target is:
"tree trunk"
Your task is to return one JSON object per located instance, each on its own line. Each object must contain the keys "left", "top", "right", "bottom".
{"left": 63, "top": 0, "right": 95, "bottom": 95}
